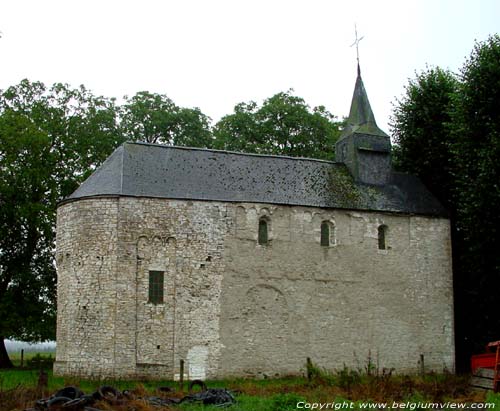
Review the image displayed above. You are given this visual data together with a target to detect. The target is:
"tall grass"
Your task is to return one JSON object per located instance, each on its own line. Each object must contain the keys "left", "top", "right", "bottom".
{"left": 0, "top": 360, "right": 497, "bottom": 411}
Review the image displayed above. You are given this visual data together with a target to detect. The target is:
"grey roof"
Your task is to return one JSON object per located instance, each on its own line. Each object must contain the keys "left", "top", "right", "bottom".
{"left": 63, "top": 142, "right": 447, "bottom": 217}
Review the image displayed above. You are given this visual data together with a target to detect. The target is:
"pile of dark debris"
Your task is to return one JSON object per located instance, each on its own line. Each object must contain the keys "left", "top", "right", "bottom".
{"left": 25, "top": 381, "right": 236, "bottom": 410}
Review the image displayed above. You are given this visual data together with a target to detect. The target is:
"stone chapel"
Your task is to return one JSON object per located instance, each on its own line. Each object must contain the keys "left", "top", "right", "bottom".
{"left": 54, "top": 69, "right": 454, "bottom": 379}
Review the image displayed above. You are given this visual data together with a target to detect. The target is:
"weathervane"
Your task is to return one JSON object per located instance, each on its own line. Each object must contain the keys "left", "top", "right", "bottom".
{"left": 350, "top": 24, "right": 364, "bottom": 75}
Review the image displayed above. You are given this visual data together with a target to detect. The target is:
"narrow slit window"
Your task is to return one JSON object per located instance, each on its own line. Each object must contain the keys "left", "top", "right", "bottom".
{"left": 258, "top": 218, "right": 268, "bottom": 245}
{"left": 378, "top": 225, "right": 388, "bottom": 250}
{"left": 149, "top": 270, "right": 164, "bottom": 304}
{"left": 321, "top": 221, "right": 330, "bottom": 246}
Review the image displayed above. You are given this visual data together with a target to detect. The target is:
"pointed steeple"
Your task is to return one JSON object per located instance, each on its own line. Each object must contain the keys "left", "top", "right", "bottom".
{"left": 335, "top": 66, "right": 392, "bottom": 186}
{"left": 341, "top": 66, "right": 388, "bottom": 138}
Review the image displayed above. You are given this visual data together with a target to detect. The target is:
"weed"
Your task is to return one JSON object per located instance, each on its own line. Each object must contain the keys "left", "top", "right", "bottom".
{"left": 272, "top": 392, "right": 307, "bottom": 411}
{"left": 0, "top": 385, "right": 43, "bottom": 411}
{"left": 306, "top": 360, "right": 332, "bottom": 383}
{"left": 336, "top": 365, "right": 362, "bottom": 391}
{"left": 0, "top": 367, "right": 490, "bottom": 411}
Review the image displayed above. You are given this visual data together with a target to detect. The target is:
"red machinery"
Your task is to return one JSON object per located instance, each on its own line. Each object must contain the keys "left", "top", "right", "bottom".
{"left": 471, "top": 340, "right": 500, "bottom": 392}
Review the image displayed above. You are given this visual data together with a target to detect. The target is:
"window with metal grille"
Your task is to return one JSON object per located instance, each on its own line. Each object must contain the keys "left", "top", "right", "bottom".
{"left": 148, "top": 270, "right": 164, "bottom": 304}
{"left": 258, "top": 218, "right": 268, "bottom": 245}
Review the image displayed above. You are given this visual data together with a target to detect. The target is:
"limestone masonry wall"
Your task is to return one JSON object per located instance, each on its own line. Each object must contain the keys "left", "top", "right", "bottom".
{"left": 219, "top": 205, "right": 454, "bottom": 377}
{"left": 54, "top": 198, "right": 119, "bottom": 377}
{"left": 54, "top": 197, "right": 454, "bottom": 379}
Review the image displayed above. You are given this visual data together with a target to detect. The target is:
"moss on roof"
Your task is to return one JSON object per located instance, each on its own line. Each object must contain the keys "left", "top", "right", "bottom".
{"left": 62, "top": 142, "right": 447, "bottom": 217}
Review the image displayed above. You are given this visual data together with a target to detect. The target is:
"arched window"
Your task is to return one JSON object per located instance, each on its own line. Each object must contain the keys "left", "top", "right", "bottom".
{"left": 321, "top": 221, "right": 336, "bottom": 246}
{"left": 321, "top": 221, "right": 330, "bottom": 246}
{"left": 258, "top": 218, "right": 269, "bottom": 245}
{"left": 378, "top": 225, "right": 388, "bottom": 250}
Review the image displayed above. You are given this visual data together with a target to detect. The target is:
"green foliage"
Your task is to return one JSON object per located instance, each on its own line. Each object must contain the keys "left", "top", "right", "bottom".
{"left": 486, "top": 391, "right": 500, "bottom": 408}
{"left": 121, "top": 91, "right": 213, "bottom": 147}
{"left": 213, "top": 90, "right": 342, "bottom": 161}
{"left": 390, "top": 34, "right": 500, "bottom": 366}
{"left": 271, "top": 392, "right": 307, "bottom": 411}
{"left": 390, "top": 66, "right": 459, "bottom": 209}
{"left": 305, "top": 359, "right": 335, "bottom": 384}
{"left": 0, "top": 79, "right": 341, "bottom": 368}
{"left": 0, "top": 80, "right": 125, "bottom": 364}
{"left": 0, "top": 370, "right": 480, "bottom": 411}
{"left": 450, "top": 34, "right": 500, "bottom": 356}
{"left": 306, "top": 359, "right": 366, "bottom": 388}
{"left": 336, "top": 365, "right": 362, "bottom": 390}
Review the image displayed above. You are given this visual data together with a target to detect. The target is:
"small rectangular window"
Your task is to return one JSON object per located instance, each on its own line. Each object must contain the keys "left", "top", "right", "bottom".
{"left": 258, "top": 219, "right": 268, "bottom": 245}
{"left": 149, "top": 271, "right": 164, "bottom": 304}
{"left": 321, "top": 222, "right": 330, "bottom": 246}
{"left": 378, "top": 225, "right": 387, "bottom": 250}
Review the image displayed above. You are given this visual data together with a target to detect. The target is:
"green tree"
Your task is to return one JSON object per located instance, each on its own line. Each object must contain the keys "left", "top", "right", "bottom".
{"left": 213, "top": 90, "right": 342, "bottom": 161}
{"left": 0, "top": 80, "right": 124, "bottom": 367}
{"left": 121, "top": 91, "right": 213, "bottom": 147}
{"left": 450, "top": 35, "right": 500, "bottom": 361}
{"left": 390, "top": 67, "right": 459, "bottom": 209}
{"left": 391, "top": 35, "right": 500, "bottom": 370}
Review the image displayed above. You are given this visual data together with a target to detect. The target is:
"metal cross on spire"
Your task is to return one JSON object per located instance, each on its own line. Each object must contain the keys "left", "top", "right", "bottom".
{"left": 350, "top": 24, "right": 364, "bottom": 76}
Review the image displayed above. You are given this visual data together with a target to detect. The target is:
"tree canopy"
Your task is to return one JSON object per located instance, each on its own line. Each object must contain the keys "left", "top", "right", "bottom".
{"left": 451, "top": 35, "right": 500, "bottom": 367}
{"left": 391, "top": 67, "right": 459, "bottom": 210}
{"left": 391, "top": 34, "right": 500, "bottom": 370}
{"left": 0, "top": 81, "right": 344, "bottom": 368}
{"left": 121, "top": 91, "right": 213, "bottom": 148}
{"left": 0, "top": 80, "right": 124, "bottom": 367}
{"left": 213, "top": 90, "right": 342, "bottom": 161}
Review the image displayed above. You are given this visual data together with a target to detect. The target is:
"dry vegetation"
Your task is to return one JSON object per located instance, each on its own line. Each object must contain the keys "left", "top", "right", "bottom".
{"left": 0, "top": 368, "right": 497, "bottom": 411}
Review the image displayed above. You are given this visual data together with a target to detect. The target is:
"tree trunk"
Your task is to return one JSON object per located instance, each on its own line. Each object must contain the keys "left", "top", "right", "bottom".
{"left": 0, "top": 337, "right": 14, "bottom": 368}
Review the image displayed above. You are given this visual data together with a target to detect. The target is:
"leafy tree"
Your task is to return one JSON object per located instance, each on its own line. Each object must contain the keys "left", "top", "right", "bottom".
{"left": 391, "top": 35, "right": 500, "bottom": 370}
{"left": 121, "top": 91, "right": 213, "bottom": 148}
{"left": 0, "top": 80, "right": 124, "bottom": 368}
{"left": 450, "top": 34, "right": 500, "bottom": 362}
{"left": 213, "top": 90, "right": 342, "bottom": 161}
{"left": 390, "top": 67, "right": 459, "bottom": 209}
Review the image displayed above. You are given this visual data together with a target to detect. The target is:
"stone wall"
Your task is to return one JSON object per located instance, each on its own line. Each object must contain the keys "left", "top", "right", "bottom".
{"left": 219, "top": 205, "right": 454, "bottom": 377}
{"left": 54, "top": 198, "right": 119, "bottom": 377}
{"left": 54, "top": 196, "right": 454, "bottom": 379}
{"left": 55, "top": 197, "right": 230, "bottom": 379}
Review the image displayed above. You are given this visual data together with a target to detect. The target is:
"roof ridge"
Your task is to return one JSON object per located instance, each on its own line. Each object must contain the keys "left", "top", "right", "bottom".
{"left": 124, "top": 141, "right": 338, "bottom": 165}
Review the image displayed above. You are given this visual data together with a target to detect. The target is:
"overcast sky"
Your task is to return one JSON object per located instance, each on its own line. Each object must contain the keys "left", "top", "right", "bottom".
{"left": 0, "top": 0, "right": 498, "bottom": 135}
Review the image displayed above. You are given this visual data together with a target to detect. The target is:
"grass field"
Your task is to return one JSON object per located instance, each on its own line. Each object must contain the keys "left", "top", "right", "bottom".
{"left": 7, "top": 350, "right": 55, "bottom": 368}
{"left": 1, "top": 355, "right": 500, "bottom": 411}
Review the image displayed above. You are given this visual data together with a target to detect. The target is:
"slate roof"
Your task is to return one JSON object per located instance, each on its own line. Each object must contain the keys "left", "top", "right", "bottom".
{"left": 62, "top": 142, "right": 447, "bottom": 217}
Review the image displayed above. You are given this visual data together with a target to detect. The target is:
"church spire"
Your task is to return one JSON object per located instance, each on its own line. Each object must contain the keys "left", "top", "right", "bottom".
{"left": 341, "top": 68, "right": 388, "bottom": 138}
{"left": 335, "top": 55, "right": 392, "bottom": 186}
{"left": 342, "top": 25, "right": 388, "bottom": 139}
